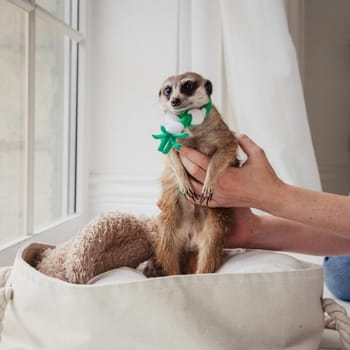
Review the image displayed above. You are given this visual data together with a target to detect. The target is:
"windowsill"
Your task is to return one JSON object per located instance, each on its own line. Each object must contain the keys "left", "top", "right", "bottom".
{"left": 0, "top": 214, "right": 86, "bottom": 266}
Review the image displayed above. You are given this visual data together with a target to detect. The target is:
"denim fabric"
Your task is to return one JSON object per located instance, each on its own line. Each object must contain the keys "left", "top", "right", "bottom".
{"left": 324, "top": 256, "right": 350, "bottom": 301}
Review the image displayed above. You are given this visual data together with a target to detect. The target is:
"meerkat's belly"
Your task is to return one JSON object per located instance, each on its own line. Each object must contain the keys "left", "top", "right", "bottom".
{"left": 177, "top": 196, "right": 213, "bottom": 251}
{"left": 177, "top": 196, "right": 196, "bottom": 248}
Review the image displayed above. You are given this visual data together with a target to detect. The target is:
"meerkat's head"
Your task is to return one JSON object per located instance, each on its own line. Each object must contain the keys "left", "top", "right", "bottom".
{"left": 159, "top": 72, "right": 212, "bottom": 114}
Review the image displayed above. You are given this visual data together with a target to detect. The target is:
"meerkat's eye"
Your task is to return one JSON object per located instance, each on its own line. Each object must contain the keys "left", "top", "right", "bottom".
{"left": 184, "top": 81, "right": 193, "bottom": 90}
{"left": 164, "top": 86, "right": 172, "bottom": 97}
{"left": 181, "top": 80, "right": 198, "bottom": 96}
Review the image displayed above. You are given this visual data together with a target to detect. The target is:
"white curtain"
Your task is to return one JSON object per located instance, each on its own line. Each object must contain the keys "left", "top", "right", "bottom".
{"left": 88, "top": 0, "right": 321, "bottom": 217}
{"left": 178, "top": 0, "right": 321, "bottom": 191}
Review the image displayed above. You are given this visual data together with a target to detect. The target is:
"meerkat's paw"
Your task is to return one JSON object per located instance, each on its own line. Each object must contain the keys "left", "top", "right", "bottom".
{"left": 199, "top": 186, "right": 214, "bottom": 206}
{"left": 179, "top": 183, "right": 198, "bottom": 201}
{"left": 137, "top": 258, "right": 166, "bottom": 278}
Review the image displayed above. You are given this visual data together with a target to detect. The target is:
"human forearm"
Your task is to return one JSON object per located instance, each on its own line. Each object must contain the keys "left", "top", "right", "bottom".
{"left": 180, "top": 134, "right": 350, "bottom": 245}
{"left": 259, "top": 183, "right": 350, "bottom": 239}
{"left": 240, "top": 214, "right": 350, "bottom": 256}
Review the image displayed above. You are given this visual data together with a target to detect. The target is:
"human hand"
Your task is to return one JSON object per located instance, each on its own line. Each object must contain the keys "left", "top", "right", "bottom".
{"left": 223, "top": 207, "right": 259, "bottom": 249}
{"left": 179, "top": 134, "right": 283, "bottom": 210}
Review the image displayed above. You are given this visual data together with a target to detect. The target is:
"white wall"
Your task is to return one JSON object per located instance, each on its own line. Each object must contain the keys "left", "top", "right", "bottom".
{"left": 87, "top": 0, "right": 350, "bottom": 221}
{"left": 87, "top": 0, "right": 179, "bottom": 218}
{"left": 304, "top": 0, "right": 350, "bottom": 195}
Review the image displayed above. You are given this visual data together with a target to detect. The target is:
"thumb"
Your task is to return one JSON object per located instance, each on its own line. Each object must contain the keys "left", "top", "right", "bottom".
{"left": 236, "top": 134, "right": 264, "bottom": 159}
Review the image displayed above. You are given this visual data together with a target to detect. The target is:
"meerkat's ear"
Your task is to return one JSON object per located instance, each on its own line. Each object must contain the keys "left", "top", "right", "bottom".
{"left": 204, "top": 80, "right": 213, "bottom": 96}
{"left": 158, "top": 89, "right": 161, "bottom": 97}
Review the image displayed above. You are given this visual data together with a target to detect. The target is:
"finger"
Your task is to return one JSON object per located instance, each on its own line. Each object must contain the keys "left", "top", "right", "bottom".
{"left": 236, "top": 134, "right": 264, "bottom": 159}
{"left": 179, "top": 146, "right": 210, "bottom": 171}
{"left": 189, "top": 178, "right": 203, "bottom": 195}
{"left": 179, "top": 153, "right": 207, "bottom": 184}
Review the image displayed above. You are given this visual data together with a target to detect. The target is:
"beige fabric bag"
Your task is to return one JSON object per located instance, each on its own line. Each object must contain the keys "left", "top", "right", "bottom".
{"left": 0, "top": 243, "right": 348, "bottom": 350}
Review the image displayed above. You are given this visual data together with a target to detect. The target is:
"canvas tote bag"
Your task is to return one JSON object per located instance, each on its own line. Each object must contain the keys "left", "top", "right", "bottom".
{"left": 0, "top": 242, "right": 349, "bottom": 350}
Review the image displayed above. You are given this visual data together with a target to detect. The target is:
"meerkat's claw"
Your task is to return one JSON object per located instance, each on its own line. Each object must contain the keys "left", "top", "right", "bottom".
{"left": 186, "top": 188, "right": 198, "bottom": 201}
{"left": 206, "top": 191, "right": 213, "bottom": 206}
{"left": 199, "top": 187, "right": 213, "bottom": 206}
{"left": 179, "top": 186, "right": 198, "bottom": 201}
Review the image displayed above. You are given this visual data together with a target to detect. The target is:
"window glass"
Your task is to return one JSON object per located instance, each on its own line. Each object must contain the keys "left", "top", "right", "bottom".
{"left": 0, "top": 0, "right": 81, "bottom": 247}
{"left": 34, "top": 18, "right": 77, "bottom": 230}
{"left": 36, "top": 0, "right": 79, "bottom": 29}
{"left": 0, "top": 3, "right": 27, "bottom": 244}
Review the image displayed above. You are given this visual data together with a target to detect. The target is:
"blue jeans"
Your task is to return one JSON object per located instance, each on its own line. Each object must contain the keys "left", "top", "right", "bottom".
{"left": 324, "top": 256, "right": 350, "bottom": 301}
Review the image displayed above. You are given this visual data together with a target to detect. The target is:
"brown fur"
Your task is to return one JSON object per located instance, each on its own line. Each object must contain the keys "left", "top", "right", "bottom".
{"left": 34, "top": 73, "right": 238, "bottom": 283}
{"left": 35, "top": 212, "right": 156, "bottom": 284}
{"left": 153, "top": 72, "right": 239, "bottom": 275}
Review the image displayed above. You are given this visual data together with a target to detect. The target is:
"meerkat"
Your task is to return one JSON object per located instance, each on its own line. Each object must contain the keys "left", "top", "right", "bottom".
{"left": 151, "top": 72, "right": 239, "bottom": 276}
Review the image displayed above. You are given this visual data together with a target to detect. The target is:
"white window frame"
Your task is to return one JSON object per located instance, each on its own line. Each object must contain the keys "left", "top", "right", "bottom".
{"left": 0, "top": 0, "right": 88, "bottom": 265}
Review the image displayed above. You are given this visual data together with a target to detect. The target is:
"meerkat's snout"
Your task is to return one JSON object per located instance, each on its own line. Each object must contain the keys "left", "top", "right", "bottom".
{"left": 170, "top": 97, "right": 181, "bottom": 107}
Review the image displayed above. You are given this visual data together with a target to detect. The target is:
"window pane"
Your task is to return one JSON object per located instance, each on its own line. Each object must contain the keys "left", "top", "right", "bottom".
{"left": 0, "top": 3, "right": 27, "bottom": 245}
{"left": 34, "top": 18, "right": 77, "bottom": 230}
{"left": 36, "top": 0, "right": 79, "bottom": 29}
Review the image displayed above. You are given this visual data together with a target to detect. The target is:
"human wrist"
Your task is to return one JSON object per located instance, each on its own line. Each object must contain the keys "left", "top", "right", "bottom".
{"left": 253, "top": 178, "right": 287, "bottom": 214}
{"left": 228, "top": 212, "right": 261, "bottom": 249}
{"left": 231, "top": 213, "right": 274, "bottom": 251}
{"left": 245, "top": 214, "right": 285, "bottom": 251}
{"left": 244, "top": 214, "right": 266, "bottom": 249}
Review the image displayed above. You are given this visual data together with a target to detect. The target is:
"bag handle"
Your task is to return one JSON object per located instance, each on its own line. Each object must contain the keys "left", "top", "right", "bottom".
{"left": 0, "top": 266, "right": 13, "bottom": 338}
{"left": 323, "top": 298, "right": 350, "bottom": 350}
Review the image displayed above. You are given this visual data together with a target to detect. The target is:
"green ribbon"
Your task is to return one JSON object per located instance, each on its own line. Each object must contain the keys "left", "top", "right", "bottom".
{"left": 152, "top": 126, "right": 189, "bottom": 154}
{"left": 177, "top": 99, "right": 212, "bottom": 128}
{"left": 152, "top": 99, "right": 212, "bottom": 155}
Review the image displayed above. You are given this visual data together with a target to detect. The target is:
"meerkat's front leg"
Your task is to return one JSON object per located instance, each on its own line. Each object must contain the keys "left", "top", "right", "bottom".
{"left": 200, "top": 150, "right": 235, "bottom": 205}
{"left": 167, "top": 149, "right": 197, "bottom": 201}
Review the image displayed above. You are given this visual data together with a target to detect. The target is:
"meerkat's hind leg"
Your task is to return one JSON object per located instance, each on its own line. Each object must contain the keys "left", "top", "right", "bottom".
{"left": 137, "top": 257, "right": 166, "bottom": 278}
{"left": 180, "top": 249, "right": 198, "bottom": 274}
{"left": 195, "top": 216, "right": 225, "bottom": 274}
{"left": 155, "top": 239, "right": 181, "bottom": 275}
{"left": 196, "top": 243, "right": 223, "bottom": 274}
{"left": 154, "top": 218, "right": 182, "bottom": 276}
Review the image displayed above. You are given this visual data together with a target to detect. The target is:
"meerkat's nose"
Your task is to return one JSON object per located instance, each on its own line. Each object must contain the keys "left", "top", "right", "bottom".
{"left": 171, "top": 97, "right": 181, "bottom": 107}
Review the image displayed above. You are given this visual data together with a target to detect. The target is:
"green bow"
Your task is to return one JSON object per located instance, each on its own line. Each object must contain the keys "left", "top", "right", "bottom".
{"left": 152, "top": 126, "right": 189, "bottom": 154}
{"left": 177, "top": 99, "right": 212, "bottom": 128}
{"left": 152, "top": 99, "right": 212, "bottom": 155}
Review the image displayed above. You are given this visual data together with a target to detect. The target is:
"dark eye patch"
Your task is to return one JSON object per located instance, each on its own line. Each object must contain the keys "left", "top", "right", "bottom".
{"left": 163, "top": 86, "right": 172, "bottom": 99}
{"left": 180, "top": 80, "right": 198, "bottom": 96}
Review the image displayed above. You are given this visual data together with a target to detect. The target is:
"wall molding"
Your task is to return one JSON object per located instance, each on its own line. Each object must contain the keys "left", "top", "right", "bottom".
{"left": 88, "top": 174, "right": 161, "bottom": 218}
